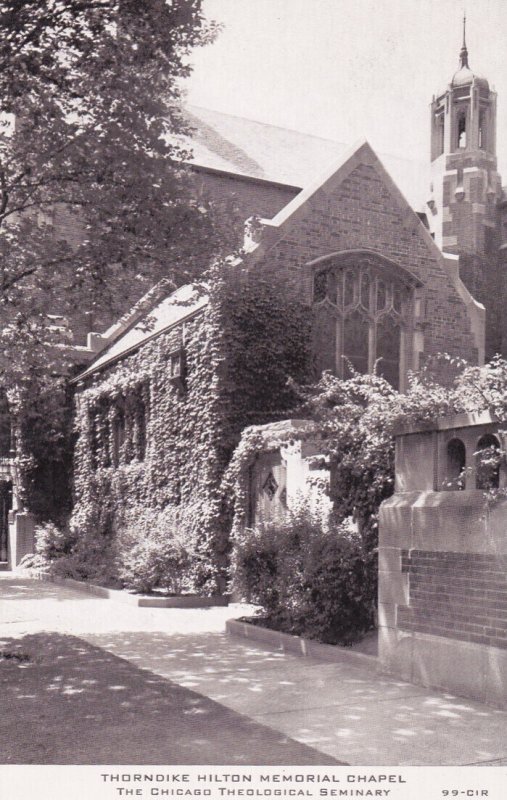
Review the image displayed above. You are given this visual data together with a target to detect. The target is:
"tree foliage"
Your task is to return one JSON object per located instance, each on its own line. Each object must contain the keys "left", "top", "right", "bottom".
{"left": 295, "top": 354, "right": 507, "bottom": 546}
{"left": 0, "top": 0, "right": 235, "bottom": 379}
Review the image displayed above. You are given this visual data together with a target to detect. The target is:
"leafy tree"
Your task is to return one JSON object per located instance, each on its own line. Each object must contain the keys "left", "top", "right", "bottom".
{"left": 0, "top": 0, "right": 236, "bottom": 380}
{"left": 297, "top": 354, "right": 507, "bottom": 548}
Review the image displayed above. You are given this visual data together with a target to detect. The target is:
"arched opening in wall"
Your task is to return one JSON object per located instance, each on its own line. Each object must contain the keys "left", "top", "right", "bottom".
{"left": 446, "top": 438, "right": 466, "bottom": 490}
{"left": 457, "top": 112, "right": 467, "bottom": 149}
{"left": 475, "top": 433, "right": 501, "bottom": 490}
{"left": 376, "top": 315, "right": 401, "bottom": 390}
{"left": 437, "top": 113, "right": 445, "bottom": 156}
{"left": 478, "top": 110, "right": 487, "bottom": 150}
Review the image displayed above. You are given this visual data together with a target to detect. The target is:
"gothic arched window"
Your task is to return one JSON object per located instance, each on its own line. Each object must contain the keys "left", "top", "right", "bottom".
{"left": 312, "top": 252, "right": 418, "bottom": 389}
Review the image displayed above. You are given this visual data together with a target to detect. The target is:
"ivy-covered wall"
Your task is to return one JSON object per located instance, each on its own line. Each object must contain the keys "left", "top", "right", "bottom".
{"left": 72, "top": 270, "right": 311, "bottom": 593}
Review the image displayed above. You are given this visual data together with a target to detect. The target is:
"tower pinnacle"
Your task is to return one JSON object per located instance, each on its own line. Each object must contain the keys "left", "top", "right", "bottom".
{"left": 459, "top": 15, "right": 469, "bottom": 68}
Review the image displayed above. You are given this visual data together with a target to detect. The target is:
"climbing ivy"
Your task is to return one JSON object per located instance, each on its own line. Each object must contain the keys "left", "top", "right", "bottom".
{"left": 67, "top": 265, "right": 312, "bottom": 593}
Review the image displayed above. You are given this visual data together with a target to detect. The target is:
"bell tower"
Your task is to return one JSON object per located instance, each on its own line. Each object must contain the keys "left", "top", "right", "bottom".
{"left": 428, "top": 17, "right": 503, "bottom": 358}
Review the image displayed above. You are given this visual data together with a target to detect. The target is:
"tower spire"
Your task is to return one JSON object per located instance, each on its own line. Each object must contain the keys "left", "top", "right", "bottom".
{"left": 459, "top": 14, "right": 469, "bottom": 68}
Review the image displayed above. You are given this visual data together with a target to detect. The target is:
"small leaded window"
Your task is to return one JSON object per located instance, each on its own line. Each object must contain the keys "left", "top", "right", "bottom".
{"left": 136, "top": 394, "right": 147, "bottom": 461}
{"left": 393, "top": 287, "right": 403, "bottom": 314}
{"left": 112, "top": 404, "right": 126, "bottom": 467}
{"left": 360, "top": 272, "right": 371, "bottom": 310}
{"left": 314, "top": 270, "right": 328, "bottom": 303}
{"left": 263, "top": 471, "right": 278, "bottom": 501}
{"left": 168, "top": 349, "right": 186, "bottom": 387}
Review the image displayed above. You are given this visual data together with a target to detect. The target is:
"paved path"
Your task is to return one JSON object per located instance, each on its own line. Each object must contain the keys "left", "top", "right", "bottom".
{"left": 2, "top": 574, "right": 507, "bottom": 766}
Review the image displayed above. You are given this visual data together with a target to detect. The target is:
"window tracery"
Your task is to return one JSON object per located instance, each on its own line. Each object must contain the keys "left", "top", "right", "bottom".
{"left": 312, "top": 254, "right": 416, "bottom": 390}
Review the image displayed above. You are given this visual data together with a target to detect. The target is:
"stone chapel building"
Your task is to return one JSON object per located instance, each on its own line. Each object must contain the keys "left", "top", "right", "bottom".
{"left": 2, "top": 27, "right": 507, "bottom": 572}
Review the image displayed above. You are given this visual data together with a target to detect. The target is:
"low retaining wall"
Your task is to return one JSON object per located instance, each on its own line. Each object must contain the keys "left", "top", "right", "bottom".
{"left": 226, "top": 619, "right": 378, "bottom": 668}
{"left": 30, "top": 572, "right": 229, "bottom": 608}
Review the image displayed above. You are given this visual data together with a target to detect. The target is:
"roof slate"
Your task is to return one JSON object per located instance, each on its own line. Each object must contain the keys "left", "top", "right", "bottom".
{"left": 79, "top": 284, "right": 208, "bottom": 379}
{"left": 184, "top": 105, "right": 430, "bottom": 212}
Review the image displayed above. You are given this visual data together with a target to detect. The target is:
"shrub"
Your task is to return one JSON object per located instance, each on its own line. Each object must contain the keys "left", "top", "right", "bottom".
{"left": 116, "top": 506, "right": 199, "bottom": 594}
{"left": 234, "top": 509, "right": 376, "bottom": 645}
{"left": 17, "top": 521, "right": 78, "bottom": 575}
{"left": 34, "top": 521, "right": 76, "bottom": 562}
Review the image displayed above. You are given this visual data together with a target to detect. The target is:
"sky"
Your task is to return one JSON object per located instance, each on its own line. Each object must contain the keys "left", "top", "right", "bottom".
{"left": 185, "top": 0, "right": 507, "bottom": 180}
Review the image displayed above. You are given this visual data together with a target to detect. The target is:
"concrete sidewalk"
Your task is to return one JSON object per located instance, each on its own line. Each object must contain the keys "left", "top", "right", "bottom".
{"left": 2, "top": 573, "right": 507, "bottom": 766}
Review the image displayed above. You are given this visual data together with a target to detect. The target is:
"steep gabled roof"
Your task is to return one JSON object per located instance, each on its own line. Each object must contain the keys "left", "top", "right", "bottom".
{"left": 77, "top": 284, "right": 208, "bottom": 380}
{"left": 184, "top": 105, "right": 430, "bottom": 212}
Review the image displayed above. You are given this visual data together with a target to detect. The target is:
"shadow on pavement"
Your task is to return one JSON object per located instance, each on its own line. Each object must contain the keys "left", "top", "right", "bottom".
{"left": 85, "top": 630, "right": 507, "bottom": 766}
{"left": 0, "top": 631, "right": 344, "bottom": 765}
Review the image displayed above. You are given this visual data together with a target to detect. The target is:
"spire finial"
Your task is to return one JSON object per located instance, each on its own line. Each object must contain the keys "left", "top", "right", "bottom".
{"left": 460, "top": 14, "right": 469, "bottom": 68}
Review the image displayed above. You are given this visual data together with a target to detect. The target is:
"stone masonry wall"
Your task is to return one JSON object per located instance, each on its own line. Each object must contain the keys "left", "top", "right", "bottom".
{"left": 251, "top": 160, "right": 480, "bottom": 365}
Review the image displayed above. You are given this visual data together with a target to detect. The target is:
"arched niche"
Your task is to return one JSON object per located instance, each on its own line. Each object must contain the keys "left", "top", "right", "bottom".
{"left": 475, "top": 433, "right": 501, "bottom": 490}
{"left": 445, "top": 438, "right": 466, "bottom": 491}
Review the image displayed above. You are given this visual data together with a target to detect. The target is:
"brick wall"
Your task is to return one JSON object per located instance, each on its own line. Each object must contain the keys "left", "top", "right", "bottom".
{"left": 398, "top": 550, "right": 507, "bottom": 649}
{"left": 195, "top": 169, "right": 298, "bottom": 222}
{"left": 380, "top": 420, "right": 507, "bottom": 706}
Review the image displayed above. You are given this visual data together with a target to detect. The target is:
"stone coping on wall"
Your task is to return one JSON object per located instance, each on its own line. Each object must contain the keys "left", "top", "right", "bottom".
{"left": 29, "top": 571, "right": 229, "bottom": 608}
{"left": 244, "top": 418, "right": 317, "bottom": 435}
{"left": 396, "top": 409, "right": 498, "bottom": 437}
{"left": 226, "top": 619, "right": 379, "bottom": 668}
